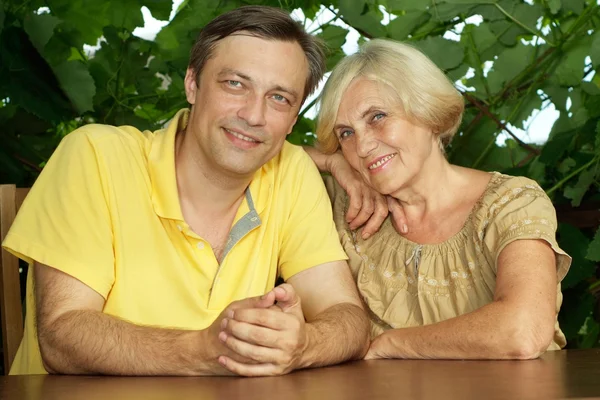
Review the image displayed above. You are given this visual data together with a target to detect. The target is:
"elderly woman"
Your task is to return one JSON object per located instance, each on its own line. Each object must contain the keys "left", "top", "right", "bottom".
{"left": 306, "top": 39, "right": 571, "bottom": 360}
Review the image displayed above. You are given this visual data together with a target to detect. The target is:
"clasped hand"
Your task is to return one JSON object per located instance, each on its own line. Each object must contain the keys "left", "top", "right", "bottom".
{"left": 211, "top": 284, "right": 307, "bottom": 376}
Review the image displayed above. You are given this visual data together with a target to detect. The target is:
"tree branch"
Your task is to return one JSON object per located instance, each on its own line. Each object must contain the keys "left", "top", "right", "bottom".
{"left": 584, "top": 64, "right": 595, "bottom": 80}
{"left": 300, "top": 97, "right": 318, "bottom": 119}
{"left": 547, "top": 157, "right": 599, "bottom": 196}
{"left": 308, "top": 14, "right": 337, "bottom": 35}
{"left": 14, "top": 155, "right": 43, "bottom": 172}
{"left": 447, "top": 110, "right": 483, "bottom": 159}
{"left": 462, "top": 92, "right": 540, "bottom": 155}
{"left": 467, "top": 29, "right": 491, "bottom": 97}
{"left": 517, "top": 151, "right": 537, "bottom": 167}
{"left": 493, "top": 47, "right": 556, "bottom": 105}
{"left": 495, "top": 3, "right": 557, "bottom": 47}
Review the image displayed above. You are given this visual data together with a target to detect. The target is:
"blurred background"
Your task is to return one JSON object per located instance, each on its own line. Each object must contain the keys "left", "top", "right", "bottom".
{"left": 0, "top": 0, "right": 599, "bottom": 352}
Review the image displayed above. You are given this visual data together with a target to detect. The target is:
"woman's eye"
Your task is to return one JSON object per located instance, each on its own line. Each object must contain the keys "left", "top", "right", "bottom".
{"left": 339, "top": 130, "right": 353, "bottom": 139}
{"left": 373, "top": 113, "right": 385, "bottom": 121}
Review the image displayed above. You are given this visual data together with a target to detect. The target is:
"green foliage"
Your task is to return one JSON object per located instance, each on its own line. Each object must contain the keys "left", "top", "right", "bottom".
{"left": 338, "top": 0, "right": 386, "bottom": 38}
{"left": 414, "top": 36, "right": 465, "bottom": 70}
{"left": 1, "top": 0, "right": 600, "bottom": 348}
{"left": 588, "top": 228, "right": 600, "bottom": 262}
{"left": 560, "top": 224, "right": 596, "bottom": 289}
{"left": 388, "top": 11, "right": 430, "bottom": 41}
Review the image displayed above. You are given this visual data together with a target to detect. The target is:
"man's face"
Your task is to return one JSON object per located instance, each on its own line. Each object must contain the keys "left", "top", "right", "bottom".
{"left": 184, "top": 33, "right": 309, "bottom": 179}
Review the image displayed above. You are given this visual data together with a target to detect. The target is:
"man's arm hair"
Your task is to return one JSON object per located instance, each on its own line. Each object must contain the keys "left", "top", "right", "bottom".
{"left": 289, "top": 261, "right": 370, "bottom": 368}
{"left": 301, "top": 302, "right": 369, "bottom": 368}
{"left": 35, "top": 262, "right": 241, "bottom": 375}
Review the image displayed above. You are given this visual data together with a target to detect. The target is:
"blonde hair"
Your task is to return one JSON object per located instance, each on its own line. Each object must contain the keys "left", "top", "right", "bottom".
{"left": 316, "top": 39, "right": 464, "bottom": 153}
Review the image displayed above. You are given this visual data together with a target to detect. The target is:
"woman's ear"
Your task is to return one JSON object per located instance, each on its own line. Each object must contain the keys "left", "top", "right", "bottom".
{"left": 436, "top": 133, "right": 449, "bottom": 153}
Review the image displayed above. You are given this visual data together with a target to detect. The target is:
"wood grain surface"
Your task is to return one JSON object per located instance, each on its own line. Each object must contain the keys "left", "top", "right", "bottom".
{"left": 2, "top": 349, "right": 599, "bottom": 400}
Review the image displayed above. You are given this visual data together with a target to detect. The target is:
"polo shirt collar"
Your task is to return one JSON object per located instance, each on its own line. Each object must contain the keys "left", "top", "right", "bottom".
{"left": 148, "top": 109, "right": 267, "bottom": 221}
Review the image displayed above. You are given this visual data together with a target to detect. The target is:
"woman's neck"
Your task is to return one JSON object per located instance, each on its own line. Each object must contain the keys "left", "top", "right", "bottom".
{"left": 389, "top": 157, "right": 493, "bottom": 244}
{"left": 389, "top": 152, "right": 457, "bottom": 224}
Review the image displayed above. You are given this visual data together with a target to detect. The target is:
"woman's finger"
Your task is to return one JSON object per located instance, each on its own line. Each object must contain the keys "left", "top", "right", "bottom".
{"left": 345, "top": 185, "right": 363, "bottom": 223}
{"left": 386, "top": 197, "right": 408, "bottom": 234}
{"left": 361, "top": 194, "right": 389, "bottom": 239}
{"left": 348, "top": 193, "right": 375, "bottom": 230}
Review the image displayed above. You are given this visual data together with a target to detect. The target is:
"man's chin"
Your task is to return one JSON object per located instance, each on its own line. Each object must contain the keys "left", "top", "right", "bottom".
{"left": 217, "top": 146, "right": 281, "bottom": 178}
{"left": 217, "top": 159, "right": 262, "bottom": 179}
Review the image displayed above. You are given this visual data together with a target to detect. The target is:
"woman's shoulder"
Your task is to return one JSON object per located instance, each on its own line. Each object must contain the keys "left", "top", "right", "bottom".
{"left": 477, "top": 172, "right": 549, "bottom": 211}
{"left": 484, "top": 171, "right": 543, "bottom": 192}
{"left": 471, "top": 172, "right": 557, "bottom": 237}
{"left": 472, "top": 172, "right": 571, "bottom": 282}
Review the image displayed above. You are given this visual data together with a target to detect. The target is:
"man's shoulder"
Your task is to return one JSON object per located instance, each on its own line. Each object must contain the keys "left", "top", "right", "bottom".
{"left": 270, "top": 141, "right": 317, "bottom": 173}
{"left": 260, "top": 142, "right": 325, "bottom": 193}
{"left": 66, "top": 123, "right": 151, "bottom": 148}
{"left": 253, "top": 141, "right": 325, "bottom": 206}
{"left": 58, "top": 123, "right": 153, "bottom": 166}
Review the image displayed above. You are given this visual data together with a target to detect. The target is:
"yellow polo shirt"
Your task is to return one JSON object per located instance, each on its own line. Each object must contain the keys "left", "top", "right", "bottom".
{"left": 2, "top": 109, "right": 347, "bottom": 375}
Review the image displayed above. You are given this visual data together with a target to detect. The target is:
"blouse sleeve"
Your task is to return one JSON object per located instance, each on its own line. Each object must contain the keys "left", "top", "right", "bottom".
{"left": 480, "top": 176, "right": 571, "bottom": 281}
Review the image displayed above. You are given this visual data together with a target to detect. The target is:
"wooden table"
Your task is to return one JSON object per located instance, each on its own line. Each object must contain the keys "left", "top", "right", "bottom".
{"left": 1, "top": 349, "right": 599, "bottom": 400}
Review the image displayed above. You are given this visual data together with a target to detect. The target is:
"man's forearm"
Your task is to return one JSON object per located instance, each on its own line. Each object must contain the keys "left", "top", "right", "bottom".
{"left": 372, "top": 301, "right": 554, "bottom": 360}
{"left": 39, "top": 309, "right": 218, "bottom": 376}
{"left": 300, "top": 303, "right": 370, "bottom": 369}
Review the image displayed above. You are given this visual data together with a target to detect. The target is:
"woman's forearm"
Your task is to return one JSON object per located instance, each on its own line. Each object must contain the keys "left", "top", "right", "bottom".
{"left": 369, "top": 300, "right": 555, "bottom": 360}
{"left": 302, "top": 145, "right": 334, "bottom": 172}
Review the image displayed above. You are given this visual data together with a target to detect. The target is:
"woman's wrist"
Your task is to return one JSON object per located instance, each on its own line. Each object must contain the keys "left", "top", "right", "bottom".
{"left": 326, "top": 151, "right": 345, "bottom": 175}
{"left": 302, "top": 145, "right": 333, "bottom": 173}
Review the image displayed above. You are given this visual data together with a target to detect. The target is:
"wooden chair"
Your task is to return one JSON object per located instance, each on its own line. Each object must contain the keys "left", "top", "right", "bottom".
{"left": 0, "top": 185, "right": 29, "bottom": 374}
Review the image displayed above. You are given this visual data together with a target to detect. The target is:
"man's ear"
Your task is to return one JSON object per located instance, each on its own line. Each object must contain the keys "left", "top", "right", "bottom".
{"left": 286, "top": 115, "right": 299, "bottom": 136}
{"left": 184, "top": 68, "right": 198, "bottom": 105}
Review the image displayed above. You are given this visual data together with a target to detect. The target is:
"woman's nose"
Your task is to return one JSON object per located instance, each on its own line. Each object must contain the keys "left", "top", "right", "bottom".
{"left": 356, "top": 132, "right": 378, "bottom": 158}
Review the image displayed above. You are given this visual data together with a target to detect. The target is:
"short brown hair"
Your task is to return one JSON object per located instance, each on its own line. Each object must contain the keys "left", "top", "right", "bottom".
{"left": 189, "top": 6, "right": 326, "bottom": 103}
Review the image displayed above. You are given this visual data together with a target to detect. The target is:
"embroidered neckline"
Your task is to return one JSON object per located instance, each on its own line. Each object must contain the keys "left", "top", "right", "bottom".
{"left": 351, "top": 172, "right": 506, "bottom": 252}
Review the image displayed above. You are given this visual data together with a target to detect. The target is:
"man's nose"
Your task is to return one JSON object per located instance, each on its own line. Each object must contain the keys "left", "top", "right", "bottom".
{"left": 238, "top": 93, "right": 267, "bottom": 127}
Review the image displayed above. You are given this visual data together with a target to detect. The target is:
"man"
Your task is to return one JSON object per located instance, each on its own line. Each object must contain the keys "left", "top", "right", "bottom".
{"left": 2, "top": 6, "right": 370, "bottom": 376}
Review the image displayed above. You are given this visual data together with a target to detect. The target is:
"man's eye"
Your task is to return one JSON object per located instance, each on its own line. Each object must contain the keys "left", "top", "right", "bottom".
{"left": 272, "top": 94, "right": 289, "bottom": 104}
{"left": 228, "top": 80, "right": 242, "bottom": 87}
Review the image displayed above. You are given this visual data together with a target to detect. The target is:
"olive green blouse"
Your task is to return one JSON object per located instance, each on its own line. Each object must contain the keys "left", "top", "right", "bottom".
{"left": 325, "top": 172, "right": 571, "bottom": 350}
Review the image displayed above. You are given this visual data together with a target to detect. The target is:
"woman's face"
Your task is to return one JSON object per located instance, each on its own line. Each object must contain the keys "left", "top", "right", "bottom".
{"left": 334, "top": 77, "right": 437, "bottom": 195}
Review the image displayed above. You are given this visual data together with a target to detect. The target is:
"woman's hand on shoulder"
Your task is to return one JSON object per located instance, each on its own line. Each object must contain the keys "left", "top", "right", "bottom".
{"left": 386, "top": 197, "right": 408, "bottom": 235}
{"left": 305, "top": 146, "right": 409, "bottom": 238}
